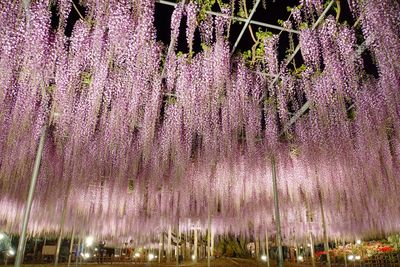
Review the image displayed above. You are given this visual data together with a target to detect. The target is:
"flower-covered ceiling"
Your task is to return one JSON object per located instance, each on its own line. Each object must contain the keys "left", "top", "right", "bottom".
{"left": 0, "top": 0, "right": 399, "bottom": 246}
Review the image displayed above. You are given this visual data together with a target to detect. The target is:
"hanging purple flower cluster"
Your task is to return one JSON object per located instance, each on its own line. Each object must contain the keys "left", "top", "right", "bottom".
{"left": 0, "top": 0, "right": 399, "bottom": 245}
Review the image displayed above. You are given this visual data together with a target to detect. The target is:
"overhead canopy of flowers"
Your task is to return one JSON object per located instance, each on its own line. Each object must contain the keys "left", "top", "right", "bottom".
{"left": 0, "top": 0, "right": 399, "bottom": 245}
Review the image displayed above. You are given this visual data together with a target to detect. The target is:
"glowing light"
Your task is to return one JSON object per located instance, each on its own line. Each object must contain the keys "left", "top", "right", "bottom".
{"left": 355, "top": 255, "right": 361, "bottom": 260}
{"left": 0, "top": 233, "right": 5, "bottom": 240}
{"left": 148, "top": 253, "right": 155, "bottom": 261}
{"left": 7, "top": 249, "right": 15, "bottom": 256}
{"left": 297, "top": 255, "right": 304, "bottom": 262}
{"left": 192, "top": 255, "right": 196, "bottom": 260}
{"left": 356, "top": 239, "right": 362, "bottom": 245}
{"left": 261, "top": 255, "right": 267, "bottom": 261}
{"left": 134, "top": 253, "right": 140, "bottom": 258}
{"left": 85, "top": 236, "right": 94, "bottom": 247}
{"left": 348, "top": 255, "right": 355, "bottom": 261}
{"left": 84, "top": 253, "right": 90, "bottom": 259}
{"left": 307, "top": 243, "right": 311, "bottom": 247}
{"left": 94, "top": 248, "right": 98, "bottom": 251}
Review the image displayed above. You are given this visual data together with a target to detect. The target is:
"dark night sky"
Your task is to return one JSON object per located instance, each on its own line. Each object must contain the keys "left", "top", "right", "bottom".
{"left": 63, "top": 0, "right": 356, "bottom": 64}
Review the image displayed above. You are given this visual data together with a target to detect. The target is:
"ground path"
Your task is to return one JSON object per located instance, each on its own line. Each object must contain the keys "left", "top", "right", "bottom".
{"left": 19, "top": 259, "right": 345, "bottom": 267}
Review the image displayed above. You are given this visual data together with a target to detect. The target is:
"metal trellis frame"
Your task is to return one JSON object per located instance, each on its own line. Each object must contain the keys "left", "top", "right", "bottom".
{"left": 155, "top": 0, "right": 300, "bottom": 34}
{"left": 230, "top": 0, "right": 261, "bottom": 55}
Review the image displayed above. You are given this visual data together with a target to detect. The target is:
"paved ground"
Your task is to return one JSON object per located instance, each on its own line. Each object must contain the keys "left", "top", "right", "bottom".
{"left": 16, "top": 259, "right": 339, "bottom": 267}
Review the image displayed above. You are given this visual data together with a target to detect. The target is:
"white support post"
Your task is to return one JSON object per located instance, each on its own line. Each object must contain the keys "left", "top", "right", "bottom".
{"left": 14, "top": 127, "right": 46, "bottom": 267}
{"left": 194, "top": 228, "right": 198, "bottom": 263}
{"left": 167, "top": 226, "right": 172, "bottom": 263}
{"left": 309, "top": 232, "right": 316, "bottom": 267}
{"left": 158, "top": 233, "right": 163, "bottom": 263}
{"left": 207, "top": 201, "right": 211, "bottom": 267}
{"left": 319, "top": 190, "right": 331, "bottom": 267}
{"left": 55, "top": 176, "right": 72, "bottom": 267}
{"left": 271, "top": 156, "right": 283, "bottom": 267}
{"left": 67, "top": 228, "right": 75, "bottom": 267}
{"left": 211, "top": 226, "right": 214, "bottom": 258}
{"left": 265, "top": 230, "right": 270, "bottom": 267}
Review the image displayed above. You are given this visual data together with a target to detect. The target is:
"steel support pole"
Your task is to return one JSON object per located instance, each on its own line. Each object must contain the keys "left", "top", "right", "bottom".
{"left": 207, "top": 203, "right": 211, "bottom": 267}
{"left": 318, "top": 190, "right": 331, "bottom": 267}
{"left": 265, "top": 230, "right": 270, "bottom": 267}
{"left": 33, "top": 238, "right": 38, "bottom": 260}
{"left": 256, "top": 238, "right": 260, "bottom": 259}
{"left": 167, "top": 226, "right": 172, "bottom": 262}
{"left": 271, "top": 156, "right": 283, "bottom": 267}
{"left": 194, "top": 228, "right": 198, "bottom": 263}
{"left": 176, "top": 226, "right": 180, "bottom": 266}
{"left": 75, "top": 238, "right": 81, "bottom": 267}
{"left": 14, "top": 127, "right": 46, "bottom": 267}
{"left": 55, "top": 176, "right": 72, "bottom": 267}
{"left": 211, "top": 226, "right": 214, "bottom": 258}
{"left": 343, "top": 239, "right": 348, "bottom": 267}
{"left": 309, "top": 232, "right": 316, "bottom": 267}
{"left": 158, "top": 233, "right": 162, "bottom": 263}
{"left": 67, "top": 228, "right": 75, "bottom": 267}
{"left": 295, "top": 241, "right": 300, "bottom": 262}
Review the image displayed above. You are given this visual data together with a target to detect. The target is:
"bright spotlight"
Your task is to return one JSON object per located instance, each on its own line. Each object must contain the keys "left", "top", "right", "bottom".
{"left": 297, "top": 255, "right": 304, "bottom": 262}
{"left": 191, "top": 255, "right": 196, "bottom": 260}
{"left": 148, "top": 253, "right": 155, "bottom": 261}
{"left": 261, "top": 255, "right": 267, "bottom": 261}
{"left": 307, "top": 243, "right": 311, "bottom": 247}
{"left": 85, "top": 236, "right": 94, "bottom": 247}
{"left": 348, "top": 255, "right": 355, "bottom": 261}
{"left": 356, "top": 239, "right": 362, "bottom": 245}
{"left": 134, "top": 252, "right": 140, "bottom": 258}
{"left": 7, "top": 249, "right": 15, "bottom": 256}
{"left": 94, "top": 248, "right": 98, "bottom": 251}
{"left": 0, "top": 233, "right": 5, "bottom": 240}
{"left": 355, "top": 255, "right": 361, "bottom": 260}
{"left": 83, "top": 253, "right": 90, "bottom": 259}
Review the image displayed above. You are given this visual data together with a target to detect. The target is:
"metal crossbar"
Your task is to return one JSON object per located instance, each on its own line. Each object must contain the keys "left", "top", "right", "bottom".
{"left": 260, "top": 0, "right": 335, "bottom": 135}
{"left": 155, "top": 0, "right": 300, "bottom": 34}
{"left": 280, "top": 39, "right": 368, "bottom": 134}
{"left": 231, "top": 0, "right": 261, "bottom": 56}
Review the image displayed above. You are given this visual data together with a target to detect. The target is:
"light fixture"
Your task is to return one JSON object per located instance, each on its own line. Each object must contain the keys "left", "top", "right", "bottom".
{"left": 355, "top": 255, "right": 361, "bottom": 260}
{"left": 85, "top": 236, "right": 94, "bottom": 247}
{"left": 356, "top": 239, "right": 362, "bottom": 245}
{"left": 82, "top": 252, "right": 90, "bottom": 259}
{"left": 148, "top": 253, "right": 155, "bottom": 261}
{"left": 297, "top": 255, "right": 304, "bottom": 262}
{"left": 348, "top": 255, "right": 355, "bottom": 261}
{"left": 7, "top": 249, "right": 15, "bottom": 256}
{"left": 261, "top": 255, "right": 267, "bottom": 261}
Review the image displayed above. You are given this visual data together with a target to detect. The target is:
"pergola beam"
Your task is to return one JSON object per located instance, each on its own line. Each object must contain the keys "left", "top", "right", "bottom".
{"left": 155, "top": 0, "right": 300, "bottom": 34}
{"left": 280, "top": 38, "right": 368, "bottom": 135}
{"left": 231, "top": 0, "right": 261, "bottom": 55}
